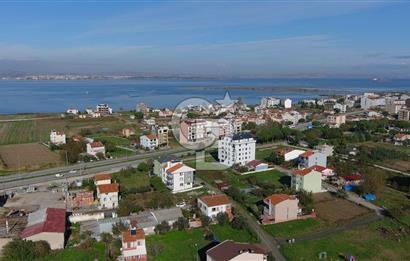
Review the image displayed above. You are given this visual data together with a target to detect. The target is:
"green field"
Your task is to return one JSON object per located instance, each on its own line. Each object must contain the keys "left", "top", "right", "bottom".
{"left": 112, "top": 169, "right": 150, "bottom": 190}
{"left": 146, "top": 225, "right": 258, "bottom": 261}
{"left": 36, "top": 242, "right": 107, "bottom": 261}
{"left": 263, "top": 218, "right": 324, "bottom": 238}
{"left": 241, "top": 169, "right": 288, "bottom": 187}
{"left": 280, "top": 219, "right": 410, "bottom": 261}
{"left": 90, "top": 135, "right": 131, "bottom": 146}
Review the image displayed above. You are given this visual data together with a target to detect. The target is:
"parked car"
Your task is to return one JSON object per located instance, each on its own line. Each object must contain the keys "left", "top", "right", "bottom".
{"left": 68, "top": 169, "right": 77, "bottom": 174}
{"left": 55, "top": 173, "right": 64, "bottom": 178}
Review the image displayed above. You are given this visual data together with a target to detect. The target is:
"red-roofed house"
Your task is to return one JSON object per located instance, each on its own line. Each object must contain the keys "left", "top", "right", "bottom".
{"left": 97, "top": 183, "right": 119, "bottom": 209}
{"left": 206, "top": 240, "right": 267, "bottom": 261}
{"left": 262, "top": 194, "right": 299, "bottom": 224}
{"left": 140, "top": 133, "right": 158, "bottom": 150}
{"left": 86, "top": 141, "right": 106, "bottom": 157}
{"left": 94, "top": 173, "right": 112, "bottom": 186}
{"left": 20, "top": 208, "right": 66, "bottom": 249}
{"left": 292, "top": 169, "right": 322, "bottom": 193}
{"left": 198, "top": 194, "right": 232, "bottom": 219}
{"left": 310, "top": 165, "right": 335, "bottom": 180}
{"left": 165, "top": 162, "right": 196, "bottom": 193}
{"left": 121, "top": 228, "right": 147, "bottom": 261}
{"left": 299, "top": 150, "right": 327, "bottom": 168}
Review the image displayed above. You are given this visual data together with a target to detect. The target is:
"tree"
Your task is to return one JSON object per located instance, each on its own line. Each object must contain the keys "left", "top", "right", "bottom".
{"left": 134, "top": 111, "right": 144, "bottom": 119}
{"left": 100, "top": 232, "right": 113, "bottom": 257}
{"left": 361, "top": 169, "right": 385, "bottom": 196}
{"left": 231, "top": 215, "right": 246, "bottom": 230}
{"left": 61, "top": 140, "right": 85, "bottom": 163}
{"left": 173, "top": 217, "right": 189, "bottom": 231}
{"left": 296, "top": 190, "right": 314, "bottom": 213}
{"left": 2, "top": 239, "right": 38, "bottom": 261}
{"left": 112, "top": 221, "right": 128, "bottom": 236}
{"left": 137, "top": 162, "right": 149, "bottom": 172}
{"left": 200, "top": 215, "right": 211, "bottom": 227}
{"left": 265, "top": 151, "right": 284, "bottom": 165}
{"left": 34, "top": 241, "right": 51, "bottom": 258}
{"left": 118, "top": 194, "right": 144, "bottom": 216}
{"left": 96, "top": 152, "right": 105, "bottom": 160}
{"left": 216, "top": 212, "right": 229, "bottom": 225}
{"left": 147, "top": 241, "right": 164, "bottom": 257}
{"left": 154, "top": 221, "right": 171, "bottom": 234}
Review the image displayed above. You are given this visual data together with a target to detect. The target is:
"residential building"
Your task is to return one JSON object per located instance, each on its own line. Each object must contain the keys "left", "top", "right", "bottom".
{"left": 20, "top": 208, "right": 66, "bottom": 250}
{"left": 122, "top": 128, "right": 135, "bottom": 138}
{"left": 67, "top": 191, "right": 95, "bottom": 208}
{"left": 262, "top": 194, "right": 299, "bottom": 224}
{"left": 197, "top": 194, "right": 232, "bottom": 219}
{"left": 164, "top": 162, "right": 196, "bottom": 193}
{"left": 179, "top": 119, "right": 208, "bottom": 143}
{"left": 298, "top": 150, "right": 327, "bottom": 168}
{"left": 96, "top": 104, "right": 113, "bottom": 115}
{"left": 140, "top": 133, "right": 158, "bottom": 150}
{"left": 96, "top": 183, "right": 119, "bottom": 209}
{"left": 121, "top": 228, "right": 147, "bottom": 261}
{"left": 360, "top": 95, "right": 385, "bottom": 109}
{"left": 86, "top": 141, "right": 106, "bottom": 157}
{"left": 246, "top": 159, "right": 268, "bottom": 171}
{"left": 156, "top": 126, "right": 169, "bottom": 146}
{"left": 159, "top": 108, "right": 173, "bottom": 117}
{"left": 66, "top": 108, "right": 79, "bottom": 115}
{"left": 314, "top": 144, "right": 334, "bottom": 157}
{"left": 291, "top": 169, "right": 322, "bottom": 193}
{"left": 206, "top": 240, "right": 268, "bottom": 261}
{"left": 398, "top": 108, "right": 410, "bottom": 121}
{"left": 136, "top": 102, "right": 149, "bottom": 114}
{"left": 281, "top": 98, "right": 292, "bottom": 109}
{"left": 310, "top": 165, "right": 335, "bottom": 180}
{"left": 333, "top": 103, "right": 347, "bottom": 113}
{"left": 327, "top": 114, "right": 346, "bottom": 127}
{"left": 85, "top": 107, "right": 94, "bottom": 114}
{"left": 277, "top": 148, "right": 305, "bottom": 162}
{"left": 394, "top": 133, "right": 410, "bottom": 145}
{"left": 94, "top": 173, "right": 112, "bottom": 186}
{"left": 218, "top": 132, "right": 256, "bottom": 166}
{"left": 217, "top": 118, "right": 242, "bottom": 138}
{"left": 50, "top": 129, "right": 66, "bottom": 145}
{"left": 153, "top": 155, "right": 181, "bottom": 177}
{"left": 260, "top": 97, "right": 280, "bottom": 108}
{"left": 386, "top": 98, "right": 405, "bottom": 114}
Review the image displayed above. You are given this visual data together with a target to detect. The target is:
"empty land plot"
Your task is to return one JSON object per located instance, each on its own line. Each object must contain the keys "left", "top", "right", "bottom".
{"left": 0, "top": 143, "right": 62, "bottom": 170}
{"left": 314, "top": 192, "right": 370, "bottom": 223}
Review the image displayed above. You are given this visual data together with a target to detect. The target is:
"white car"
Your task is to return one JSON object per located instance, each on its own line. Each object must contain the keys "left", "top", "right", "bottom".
{"left": 69, "top": 169, "right": 77, "bottom": 174}
{"left": 55, "top": 173, "right": 64, "bottom": 178}
{"left": 176, "top": 201, "right": 186, "bottom": 208}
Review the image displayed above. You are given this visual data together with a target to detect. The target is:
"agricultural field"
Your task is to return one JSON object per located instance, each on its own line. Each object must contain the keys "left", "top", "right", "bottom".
{"left": 0, "top": 143, "right": 62, "bottom": 171}
{"left": 264, "top": 218, "right": 324, "bottom": 238}
{"left": 280, "top": 219, "right": 410, "bottom": 261}
{"left": 37, "top": 241, "right": 107, "bottom": 261}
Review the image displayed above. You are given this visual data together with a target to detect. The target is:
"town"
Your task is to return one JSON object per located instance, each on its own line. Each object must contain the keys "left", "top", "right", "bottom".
{"left": 0, "top": 90, "right": 409, "bottom": 261}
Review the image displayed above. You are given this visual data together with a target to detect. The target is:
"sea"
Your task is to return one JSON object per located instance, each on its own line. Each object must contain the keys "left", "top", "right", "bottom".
{"left": 0, "top": 78, "right": 409, "bottom": 114}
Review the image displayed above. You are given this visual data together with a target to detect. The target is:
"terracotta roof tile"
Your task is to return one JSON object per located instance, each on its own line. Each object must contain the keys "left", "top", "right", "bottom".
{"left": 166, "top": 163, "right": 184, "bottom": 174}
{"left": 97, "top": 183, "right": 119, "bottom": 193}
{"left": 293, "top": 168, "right": 313, "bottom": 176}
{"left": 21, "top": 208, "right": 66, "bottom": 238}
{"left": 199, "top": 194, "right": 230, "bottom": 207}
{"left": 264, "top": 194, "right": 293, "bottom": 205}
{"left": 300, "top": 150, "right": 314, "bottom": 157}
{"left": 95, "top": 174, "right": 111, "bottom": 181}
{"left": 122, "top": 228, "right": 145, "bottom": 243}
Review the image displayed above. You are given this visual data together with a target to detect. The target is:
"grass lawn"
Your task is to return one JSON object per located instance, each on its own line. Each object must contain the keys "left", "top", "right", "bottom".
{"left": 112, "top": 169, "right": 150, "bottom": 190}
{"left": 263, "top": 218, "right": 324, "bottom": 238}
{"left": 109, "top": 147, "right": 134, "bottom": 158}
{"left": 373, "top": 187, "right": 410, "bottom": 225}
{"left": 147, "top": 225, "right": 258, "bottom": 261}
{"left": 255, "top": 148, "right": 273, "bottom": 161}
{"left": 241, "top": 169, "right": 288, "bottom": 187}
{"left": 90, "top": 135, "right": 131, "bottom": 146}
{"left": 280, "top": 219, "right": 410, "bottom": 261}
{"left": 36, "top": 242, "right": 107, "bottom": 261}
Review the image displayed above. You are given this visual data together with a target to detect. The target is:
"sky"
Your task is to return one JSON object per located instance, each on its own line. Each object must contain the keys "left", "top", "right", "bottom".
{"left": 1, "top": 0, "right": 410, "bottom": 78}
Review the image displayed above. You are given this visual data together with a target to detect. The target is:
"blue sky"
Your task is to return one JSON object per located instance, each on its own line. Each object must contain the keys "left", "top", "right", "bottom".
{"left": 1, "top": 0, "right": 410, "bottom": 77}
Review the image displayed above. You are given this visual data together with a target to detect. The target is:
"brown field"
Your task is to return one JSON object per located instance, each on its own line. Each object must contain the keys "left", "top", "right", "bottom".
{"left": 0, "top": 143, "right": 62, "bottom": 170}
{"left": 314, "top": 192, "right": 370, "bottom": 223}
{"left": 385, "top": 159, "right": 410, "bottom": 172}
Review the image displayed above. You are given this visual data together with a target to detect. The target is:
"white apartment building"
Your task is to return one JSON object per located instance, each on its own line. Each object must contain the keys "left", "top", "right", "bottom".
{"left": 260, "top": 97, "right": 281, "bottom": 108}
{"left": 87, "top": 141, "right": 106, "bottom": 157}
{"left": 218, "top": 133, "right": 256, "bottom": 166}
{"left": 50, "top": 130, "right": 66, "bottom": 145}
{"left": 140, "top": 133, "right": 158, "bottom": 150}
{"left": 386, "top": 98, "right": 405, "bottom": 114}
{"left": 198, "top": 194, "right": 232, "bottom": 219}
{"left": 66, "top": 108, "right": 79, "bottom": 115}
{"left": 164, "top": 162, "right": 196, "bottom": 193}
{"left": 156, "top": 126, "right": 169, "bottom": 146}
{"left": 96, "top": 180, "right": 119, "bottom": 209}
{"left": 360, "top": 95, "right": 386, "bottom": 109}
{"left": 217, "top": 118, "right": 242, "bottom": 138}
{"left": 281, "top": 98, "right": 292, "bottom": 109}
{"left": 333, "top": 103, "right": 347, "bottom": 113}
{"left": 327, "top": 114, "right": 346, "bottom": 127}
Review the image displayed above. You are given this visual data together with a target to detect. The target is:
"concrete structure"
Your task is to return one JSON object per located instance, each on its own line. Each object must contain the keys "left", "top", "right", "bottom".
{"left": 262, "top": 194, "right": 299, "bottom": 223}
{"left": 50, "top": 129, "right": 66, "bottom": 145}
{"left": 122, "top": 128, "right": 135, "bottom": 138}
{"left": 260, "top": 97, "right": 280, "bottom": 108}
{"left": 246, "top": 160, "right": 269, "bottom": 171}
{"left": 140, "top": 133, "right": 158, "bottom": 150}
{"left": 360, "top": 95, "right": 385, "bottom": 109}
{"left": 156, "top": 126, "right": 169, "bottom": 146}
{"left": 386, "top": 98, "right": 405, "bottom": 114}
{"left": 86, "top": 141, "right": 106, "bottom": 157}
{"left": 198, "top": 194, "right": 232, "bottom": 219}
{"left": 398, "top": 108, "right": 410, "bottom": 121}
{"left": 153, "top": 155, "right": 181, "bottom": 177}
{"left": 66, "top": 108, "right": 79, "bottom": 115}
{"left": 121, "top": 228, "right": 147, "bottom": 261}
{"left": 95, "top": 175, "right": 119, "bottom": 209}
{"left": 179, "top": 119, "right": 208, "bottom": 143}
{"left": 96, "top": 104, "right": 113, "bottom": 115}
{"left": 217, "top": 118, "right": 242, "bottom": 138}
{"left": 67, "top": 190, "right": 95, "bottom": 208}
{"left": 218, "top": 132, "right": 256, "bottom": 166}
{"left": 327, "top": 114, "right": 346, "bottom": 127}
{"left": 298, "top": 150, "right": 327, "bottom": 168}
{"left": 291, "top": 169, "right": 322, "bottom": 193}
{"left": 20, "top": 208, "right": 66, "bottom": 250}
{"left": 206, "top": 240, "right": 267, "bottom": 261}
{"left": 281, "top": 98, "right": 292, "bottom": 109}
{"left": 314, "top": 144, "right": 334, "bottom": 157}
{"left": 333, "top": 103, "right": 347, "bottom": 113}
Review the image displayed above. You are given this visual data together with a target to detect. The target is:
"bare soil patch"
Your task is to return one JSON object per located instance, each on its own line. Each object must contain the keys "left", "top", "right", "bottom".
{"left": 0, "top": 143, "right": 62, "bottom": 170}
{"left": 314, "top": 192, "right": 370, "bottom": 223}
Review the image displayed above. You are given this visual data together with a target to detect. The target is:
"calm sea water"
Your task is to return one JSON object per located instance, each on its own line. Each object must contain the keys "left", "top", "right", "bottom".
{"left": 0, "top": 78, "right": 409, "bottom": 114}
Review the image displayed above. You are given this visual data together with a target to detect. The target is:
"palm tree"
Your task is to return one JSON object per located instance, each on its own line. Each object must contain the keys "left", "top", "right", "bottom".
{"left": 100, "top": 232, "right": 113, "bottom": 258}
